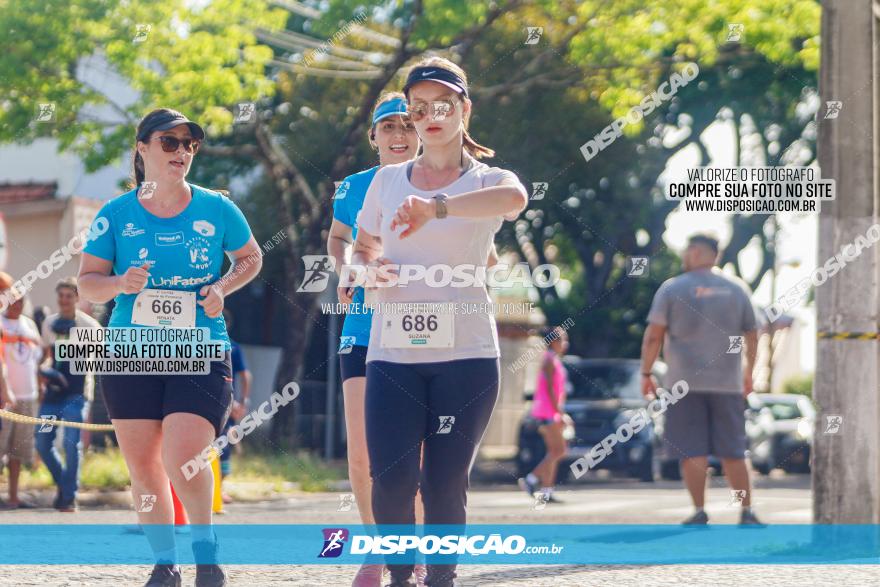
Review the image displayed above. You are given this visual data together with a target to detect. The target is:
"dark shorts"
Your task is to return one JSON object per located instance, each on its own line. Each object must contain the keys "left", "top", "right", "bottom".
{"left": 101, "top": 352, "right": 233, "bottom": 437}
{"left": 339, "top": 344, "right": 368, "bottom": 382}
{"left": 663, "top": 391, "right": 747, "bottom": 459}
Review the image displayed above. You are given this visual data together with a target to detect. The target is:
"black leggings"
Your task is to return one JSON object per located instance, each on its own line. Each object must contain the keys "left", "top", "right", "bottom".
{"left": 365, "top": 358, "right": 499, "bottom": 586}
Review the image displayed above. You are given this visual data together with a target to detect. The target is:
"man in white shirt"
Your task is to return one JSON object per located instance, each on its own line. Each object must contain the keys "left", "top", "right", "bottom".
{"left": 0, "top": 275, "right": 39, "bottom": 509}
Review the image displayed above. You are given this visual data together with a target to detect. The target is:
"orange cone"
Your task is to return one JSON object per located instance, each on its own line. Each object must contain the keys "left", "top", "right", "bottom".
{"left": 170, "top": 482, "right": 188, "bottom": 525}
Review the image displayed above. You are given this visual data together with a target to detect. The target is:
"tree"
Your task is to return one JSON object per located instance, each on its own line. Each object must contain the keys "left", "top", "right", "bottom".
{"left": 0, "top": 0, "right": 821, "bottom": 445}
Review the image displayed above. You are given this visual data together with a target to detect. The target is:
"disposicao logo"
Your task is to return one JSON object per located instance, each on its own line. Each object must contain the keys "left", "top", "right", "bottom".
{"left": 319, "top": 528, "right": 349, "bottom": 558}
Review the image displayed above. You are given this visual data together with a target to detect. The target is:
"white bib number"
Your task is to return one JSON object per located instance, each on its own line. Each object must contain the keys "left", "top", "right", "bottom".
{"left": 381, "top": 303, "right": 454, "bottom": 348}
{"left": 132, "top": 289, "right": 196, "bottom": 328}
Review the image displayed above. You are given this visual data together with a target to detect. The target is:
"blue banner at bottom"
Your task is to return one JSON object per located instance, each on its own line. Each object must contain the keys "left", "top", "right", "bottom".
{"left": 0, "top": 525, "right": 879, "bottom": 564}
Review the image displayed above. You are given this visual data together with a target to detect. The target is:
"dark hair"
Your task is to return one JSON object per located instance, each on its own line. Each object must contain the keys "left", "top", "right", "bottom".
{"left": 405, "top": 57, "right": 494, "bottom": 159}
{"left": 687, "top": 233, "right": 720, "bottom": 254}
{"left": 55, "top": 276, "right": 78, "bottom": 296}
{"left": 541, "top": 325, "right": 565, "bottom": 342}
{"left": 369, "top": 91, "right": 406, "bottom": 143}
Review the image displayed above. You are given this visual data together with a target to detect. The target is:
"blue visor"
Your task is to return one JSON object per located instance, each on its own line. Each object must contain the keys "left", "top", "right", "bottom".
{"left": 372, "top": 98, "right": 407, "bottom": 126}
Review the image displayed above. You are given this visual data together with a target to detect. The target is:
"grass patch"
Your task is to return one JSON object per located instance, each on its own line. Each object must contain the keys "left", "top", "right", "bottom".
{"left": 7, "top": 447, "right": 344, "bottom": 493}
{"left": 227, "top": 450, "right": 346, "bottom": 492}
{"left": 14, "top": 447, "right": 131, "bottom": 492}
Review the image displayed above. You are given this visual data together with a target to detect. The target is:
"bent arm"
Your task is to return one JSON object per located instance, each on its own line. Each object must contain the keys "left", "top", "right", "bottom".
{"left": 328, "top": 219, "right": 354, "bottom": 278}
{"left": 78, "top": 253, "right": 120, "bottom": 303}
{"left": 218, "top": 237, "right": 263, "bottom": 297}
{"left": 351, "top": 229, "right": 383, "bottom": 267}
{"left": 443, "top": 180, "right": 527, "bottom": 220}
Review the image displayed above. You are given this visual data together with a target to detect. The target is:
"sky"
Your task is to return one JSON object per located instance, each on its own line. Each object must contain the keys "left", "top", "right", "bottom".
{"left": 663, "top": 120, "right": 817, "bottom": 372}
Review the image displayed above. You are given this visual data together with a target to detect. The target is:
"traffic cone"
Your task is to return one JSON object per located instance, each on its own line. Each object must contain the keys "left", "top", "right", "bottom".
{"left": 210, "top": 448, "right": 224, "bottom": 514}
{"left": 170, "top": 482, "right": 188, "bottom": 525}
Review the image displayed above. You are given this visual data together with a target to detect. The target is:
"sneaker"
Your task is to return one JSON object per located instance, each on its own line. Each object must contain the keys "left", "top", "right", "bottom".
{"left": 414, "top": 564, "right": 427, "bottom": 587}
{"left": 681, "top": 510, "right": 709, "bottom": 525}
{"left": 517, "top": 476, "right": 537, "bottom": 496}
{"left": 57, "top": 498, "right": 78, "bottom": 513}
{"left": 193, "top": 539, "right": 227, "bottom": 587}
{"left": 352, "top": 563, "right": 383, "bottom": 587}
{"left": 143, "top": 564, "right": 182, "bottom": 587}
{"left": 739, "top": 509, "right": 767, "bottom": 527}
{"left": 543, "top": 493, "right": 562, "bottom": 504}
{"left": 194, "top": 564, "right": 227, "bottom": 587}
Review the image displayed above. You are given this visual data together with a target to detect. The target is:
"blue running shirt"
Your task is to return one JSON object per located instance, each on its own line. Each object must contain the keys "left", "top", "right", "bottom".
{"left": 84, "top": 183, "right": 252, "bottom": 347}
{"left": 332, "top": 166, "right": 378, "bottom": 350}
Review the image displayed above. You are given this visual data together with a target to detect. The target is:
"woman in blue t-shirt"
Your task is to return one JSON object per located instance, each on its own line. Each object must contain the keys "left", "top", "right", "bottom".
{"left": 327, "top": 92, "right": 420, "bottom": 587}
{"left": 78, "top": 109, "right": 262, "bottom": 587}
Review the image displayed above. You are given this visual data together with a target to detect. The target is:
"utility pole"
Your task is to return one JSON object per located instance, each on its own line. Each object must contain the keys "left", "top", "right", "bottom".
{"left": 814, "top": 0, "right": 880, "bottom": 523}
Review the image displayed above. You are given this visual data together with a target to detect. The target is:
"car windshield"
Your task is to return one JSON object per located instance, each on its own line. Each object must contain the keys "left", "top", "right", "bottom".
{"left": 765, "top": 401, "right": 803, "bottom": 420}
{"left": 565, "top": 362, "right": 642, "bottom": 400}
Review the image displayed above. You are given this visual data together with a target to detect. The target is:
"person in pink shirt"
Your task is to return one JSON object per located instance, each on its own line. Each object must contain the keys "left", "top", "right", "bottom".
{"left": 519, "top": 326, "right": 569, "bottom": 502}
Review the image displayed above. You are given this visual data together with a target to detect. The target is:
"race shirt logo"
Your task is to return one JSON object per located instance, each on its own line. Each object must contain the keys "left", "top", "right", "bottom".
{"left": 131, "top": 247, "right": 155, "bottom": 267}
{"left": 192, "top": 220, "right": 216, "bottom": 237}
{"left": 155, "top": 232, "right": 184, "bottom": 246}
{"left": 122, "top": 222, "right": 145, "bottom": 237}
{"left": 186, "top": 236, "right": 212, "bottom": 270}
{"left": 150, "top": 274, "right": 214, "bottom": 288}
{"left": 318, "top": 528, "right": 348, "bottom": 558}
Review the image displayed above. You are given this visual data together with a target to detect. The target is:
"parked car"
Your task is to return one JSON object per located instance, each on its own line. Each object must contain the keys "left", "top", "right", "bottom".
{"left": 515, "top": 357, "right": 665, "bottom": 483}
{"left": 746, "top": 393, "right": 814, "bottom": 474}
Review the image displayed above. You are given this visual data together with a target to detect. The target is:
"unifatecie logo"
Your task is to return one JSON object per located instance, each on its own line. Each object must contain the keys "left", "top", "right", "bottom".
{"left": 319, "top": 528, "right": 349, "bottom": 558}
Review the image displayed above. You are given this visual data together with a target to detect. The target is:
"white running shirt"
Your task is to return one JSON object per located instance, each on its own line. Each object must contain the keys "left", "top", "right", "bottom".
{"left": 356, "top": 158, "right": 526, "bottom": 364}
{"left": 1, "top": 315, "right": 43, "bottom": 401}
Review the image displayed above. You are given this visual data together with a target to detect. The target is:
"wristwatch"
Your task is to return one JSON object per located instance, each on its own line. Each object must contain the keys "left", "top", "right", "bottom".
{"left": 432, "top": 193, "right": 449, "bottom": 219}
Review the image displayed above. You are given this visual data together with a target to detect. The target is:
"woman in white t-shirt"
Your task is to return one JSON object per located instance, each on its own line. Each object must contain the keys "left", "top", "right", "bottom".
{"left": 352, "top": 57, "right": 527, "bottom": 587}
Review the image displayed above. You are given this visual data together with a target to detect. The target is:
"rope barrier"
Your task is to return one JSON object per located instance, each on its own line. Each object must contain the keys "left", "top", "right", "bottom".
{"left": 0, "top": 408, "right": 115, "bottom": 431}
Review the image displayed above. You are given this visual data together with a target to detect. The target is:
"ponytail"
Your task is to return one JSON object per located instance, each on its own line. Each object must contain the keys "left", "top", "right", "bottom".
{"left": 462, "top": 126, "right": 494, "bottom": 159}
{"left": 132, "top": 150, "right": 145, "bottom": 189}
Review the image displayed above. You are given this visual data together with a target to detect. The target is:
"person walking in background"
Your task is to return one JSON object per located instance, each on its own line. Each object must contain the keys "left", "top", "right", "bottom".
{"left": 640, "top": 233, "right": 763, "bottom": 526}
{"left": 37, "top": 277, "right": 101, "bottom": 512}
{"left": 519, "top": 326, "right": 570, "bottom": 504}
{"left": 218, "top": 309, "right": 252, "bottom": 505}
{"left": 0, "top": 273, "right": 42, "bottom": 509}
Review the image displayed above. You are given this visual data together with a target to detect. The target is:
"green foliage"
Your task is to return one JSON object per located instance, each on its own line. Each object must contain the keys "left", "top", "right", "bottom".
{"left": 0, "top": 0, "right": 287, "bottom": 170}
{"left": 781, "top": 373, "right": 814, "bottom": 398}
{"left": 0, "top": 0, "right": 822, "bottom": 362}
{"left": 568, "top": 0, "right": 820, "bottom": 126}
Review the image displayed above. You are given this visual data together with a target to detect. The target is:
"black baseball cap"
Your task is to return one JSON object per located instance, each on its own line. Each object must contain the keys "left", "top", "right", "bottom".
{"left": 137, "top": 110, "right": 205, "bottom": 141}
{"left": 403, "top": 66, "right": 468, "bottom": 98}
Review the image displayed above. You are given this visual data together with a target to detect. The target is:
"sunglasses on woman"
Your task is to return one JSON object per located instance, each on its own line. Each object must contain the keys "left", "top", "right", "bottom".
{"left": 146, "top": 135, "right": 201, "bottom": 154}
{"left": 407, "top": 98, "right": 458, "bottom": 122}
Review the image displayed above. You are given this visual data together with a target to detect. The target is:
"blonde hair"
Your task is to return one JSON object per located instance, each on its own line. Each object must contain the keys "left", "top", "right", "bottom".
{"left": 405, "top": 56, "right": 494, "bottom": 159}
